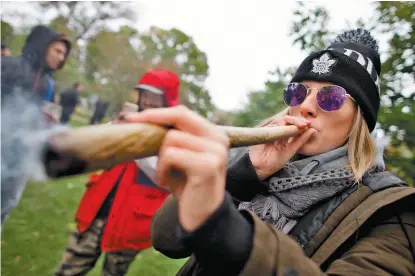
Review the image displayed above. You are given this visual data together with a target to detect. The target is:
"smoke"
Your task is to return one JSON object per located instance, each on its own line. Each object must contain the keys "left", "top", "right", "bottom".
{"left": 1, "top": 88, "right": 68, "bottom": 185}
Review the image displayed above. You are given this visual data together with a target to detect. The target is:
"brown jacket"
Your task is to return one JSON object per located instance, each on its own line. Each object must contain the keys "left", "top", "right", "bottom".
{"left": 152, "top": 186, "right": 415, "bottom": 275}
{"left": 152, "top": 150, "right": 415, "bottom": 275}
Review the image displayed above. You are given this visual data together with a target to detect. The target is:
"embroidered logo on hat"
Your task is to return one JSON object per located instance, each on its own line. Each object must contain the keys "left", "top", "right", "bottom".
{"left": 311, "top": 53, "right": 338, "bottom": 75}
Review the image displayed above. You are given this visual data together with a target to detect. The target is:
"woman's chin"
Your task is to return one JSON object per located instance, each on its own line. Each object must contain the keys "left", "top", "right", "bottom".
{"left": 297, "top": 139, "right": 323, "bottom": 156}
{"left": 297, "top": 144, "right": 319, "bottom": 156}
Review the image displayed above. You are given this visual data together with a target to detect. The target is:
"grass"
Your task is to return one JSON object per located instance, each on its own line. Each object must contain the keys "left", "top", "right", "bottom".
{"left": 1, "top": 115, "right": 188, "bottom": 276}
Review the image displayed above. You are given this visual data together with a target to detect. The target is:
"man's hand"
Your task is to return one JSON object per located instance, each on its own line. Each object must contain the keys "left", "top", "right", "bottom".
{"left": 124, "top": 106, "right": 230, "bottom": 231}
{"left": 43, "top": 109, "right": 59, "bottom": 123}
{"left": 42, "top": 102, "right": 60, "bottom": 123}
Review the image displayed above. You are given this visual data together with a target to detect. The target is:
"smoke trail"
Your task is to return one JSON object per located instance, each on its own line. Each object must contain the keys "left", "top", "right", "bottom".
{"left": 1, "top": 88, "right": 68, "bottom": 222}
{"left": 1, "top": 88, "right": 69, "bottom": 182}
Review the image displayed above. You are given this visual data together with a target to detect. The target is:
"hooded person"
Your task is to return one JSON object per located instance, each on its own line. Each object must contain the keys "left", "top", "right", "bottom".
{"left": 54, "top": 69, "right": 181, "bottom": 276}
{"left": 147, "top": 29, "right": 415, "bottom": 275}
{"left": 1, "top": 25, "right": 71, "bottom": 105}
{"left": 1, "top": 25, "right": 71, "bottom": 226}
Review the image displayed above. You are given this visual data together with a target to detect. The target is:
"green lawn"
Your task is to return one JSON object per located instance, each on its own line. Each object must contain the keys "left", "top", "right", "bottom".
{"left": 1, "top": 116, "right": 187, "bottom": 276}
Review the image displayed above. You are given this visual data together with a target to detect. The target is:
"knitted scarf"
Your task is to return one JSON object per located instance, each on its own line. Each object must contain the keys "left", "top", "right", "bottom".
{"left": 238, "top": 145, "right": 357, "bottom": 234}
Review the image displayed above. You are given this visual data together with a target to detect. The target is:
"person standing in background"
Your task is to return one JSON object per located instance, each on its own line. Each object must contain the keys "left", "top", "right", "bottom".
{"left": 1, "top": 25, "right": 71, "bottom": 226}
{"left": 59, "top": 82, "right": 82, "bottom": 124}
{"left": 90, "top": 96, "right": 109, "bottom": 124}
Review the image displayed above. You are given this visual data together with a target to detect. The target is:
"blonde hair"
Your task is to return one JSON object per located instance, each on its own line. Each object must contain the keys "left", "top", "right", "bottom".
{"left": 347, "top": 107, "right": 377, "bottom": 182}
{"left": 257, "top": 106, "right": 377, "bottom": 182}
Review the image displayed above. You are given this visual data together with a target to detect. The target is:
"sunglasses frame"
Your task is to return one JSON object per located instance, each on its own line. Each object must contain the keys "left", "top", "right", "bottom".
{"left": 283, "top": 82, "right": 355, "bottom": 112}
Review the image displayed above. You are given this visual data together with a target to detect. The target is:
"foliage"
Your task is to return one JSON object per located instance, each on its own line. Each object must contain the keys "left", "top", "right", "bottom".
{"left": 1, "top": 20, "right": 14, "bottom": 45}
{"left": 232, "top": 68, "right": 290, "bottom": 127}
{"left": 85, "top": 28, "right": 146, "bottom": 111}
{"left": 38, "top": 1, "right": 137, "bottom": 41}
{"left": 290, "top": 2, "right": 331, "bottom": 53}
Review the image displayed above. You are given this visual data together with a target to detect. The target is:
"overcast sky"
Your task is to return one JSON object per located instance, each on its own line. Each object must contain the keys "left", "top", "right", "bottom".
{"left": 2, "top": 1, "right": 381, "bottom": 111}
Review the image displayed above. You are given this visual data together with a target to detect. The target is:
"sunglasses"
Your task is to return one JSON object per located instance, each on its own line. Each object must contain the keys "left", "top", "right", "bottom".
{"left": 283, "top": 83, "right": 355, "bottom": 112}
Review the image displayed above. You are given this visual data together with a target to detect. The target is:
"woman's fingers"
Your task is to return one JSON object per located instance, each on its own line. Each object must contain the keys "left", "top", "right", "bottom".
{"left": 155, "top": 147, "right": 189, "bottom": 197}
{"left": 112, "top": 112, "right": 134, "bottom": 124}
{"left": 266, "top": 115, "right": 310, "bottom": 130}
{"left": 283, "top": 115, "right": 311, "bottom": 129}
{"left": 155, "top": 146, "right": 225, "bottom": 191}
{"left": 123, "top": 106, "right": 229, "bottom": 146}
{"left": 154, "top": 129, "right": 228, "bottom": 190}
{"left": 289, "top": 128, "right": 318, "bottom": 152}
{"left": 160, "top": 129, "right": 228, "bottom": 158}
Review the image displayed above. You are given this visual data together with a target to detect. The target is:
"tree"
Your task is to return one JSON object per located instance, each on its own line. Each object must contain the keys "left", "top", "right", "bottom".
{"left": 1, "top": 20, "right": 14, "bottom": 45}
{"left": 290, "top": 2, "right": 331, "bottom": 53}
{"left": 232, "top": 68, "right": 290, "bottom": 127}
{"left": 85, "top": 28, "right": 147, "bottom": 113}
{"left": 289, "top": 2, "right": 415, "bottom": 185}
{"left": 137, "top": 27, "right": 214, "bottom": 117}
{"left": 373, "top": 2, "right": 415, "bottom": 185}
{"left": 1, "top": 20, "right": 26, "bottom": 56}
{"left": 38, "top": 1, "right": 138, "bottom": 42}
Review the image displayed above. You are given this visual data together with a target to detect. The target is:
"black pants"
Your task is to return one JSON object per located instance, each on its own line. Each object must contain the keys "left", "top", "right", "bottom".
{"left": 90, "top": 113, "right": 105, "bottom": 125}
{"left": 60, "top": 107, "right": 74, "bottom": 124}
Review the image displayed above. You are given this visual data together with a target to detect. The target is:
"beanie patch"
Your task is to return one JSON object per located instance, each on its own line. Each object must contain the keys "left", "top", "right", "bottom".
{"left": 311, "top": 52, "right": 338, "bottom": 75}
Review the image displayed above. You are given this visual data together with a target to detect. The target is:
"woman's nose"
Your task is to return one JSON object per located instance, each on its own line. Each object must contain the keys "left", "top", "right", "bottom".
{"left": 299, "top": 91, "right": 318, "bottom": 118}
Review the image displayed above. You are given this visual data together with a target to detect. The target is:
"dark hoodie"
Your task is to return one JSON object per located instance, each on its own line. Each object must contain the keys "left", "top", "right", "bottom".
{"left": 1, "top": 25, "right": 71, "bottom": 105}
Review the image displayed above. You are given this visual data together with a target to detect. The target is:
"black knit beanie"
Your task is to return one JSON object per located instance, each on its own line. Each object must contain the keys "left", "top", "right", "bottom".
{"left": 291, "top": 28, "right": 381, "bottom": 132}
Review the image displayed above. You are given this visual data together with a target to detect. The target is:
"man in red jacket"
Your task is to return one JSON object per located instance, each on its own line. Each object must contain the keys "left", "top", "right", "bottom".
{"left": 55, "top": 69, "right": 180, "bottom": 276}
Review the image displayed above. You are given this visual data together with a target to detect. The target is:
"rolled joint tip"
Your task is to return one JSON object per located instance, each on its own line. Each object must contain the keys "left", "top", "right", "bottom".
{"left": 42, "top": 141, "right": 88, "bottom": 178}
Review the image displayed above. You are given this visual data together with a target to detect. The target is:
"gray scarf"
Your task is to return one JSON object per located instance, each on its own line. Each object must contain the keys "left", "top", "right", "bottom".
{"left": 238, "top": 145, "right": 357, "bottom": 234}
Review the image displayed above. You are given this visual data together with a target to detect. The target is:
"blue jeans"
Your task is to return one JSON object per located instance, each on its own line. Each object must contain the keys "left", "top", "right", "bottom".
{"left": 1, "top": 175, "right": 28, "bottom": 225}
{"left": 1, "top": 136, "right": 29, "bottom": 226}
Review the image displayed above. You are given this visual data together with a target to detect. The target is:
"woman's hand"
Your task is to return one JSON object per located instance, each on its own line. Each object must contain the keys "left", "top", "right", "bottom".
{"left": 249, "top": 115, "right": 317, "bottom": 180}
{"left": 123, "top": 106, "right": 230, "bottom": 232}
{"left": 112, "top": 112, "right": 132, "bottom": 124}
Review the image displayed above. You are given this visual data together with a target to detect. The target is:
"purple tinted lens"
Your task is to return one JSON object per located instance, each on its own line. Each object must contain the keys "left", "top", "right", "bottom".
{"left": 284, "top": 83, "right": 307, "bottom": 106}
{"left": 317, "top": 86, "right": 347, "bottom": 111}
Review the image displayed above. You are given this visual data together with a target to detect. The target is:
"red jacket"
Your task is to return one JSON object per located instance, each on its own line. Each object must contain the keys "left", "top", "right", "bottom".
{"left": 75, "top": 161, "right": 169, "bottom": 252}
